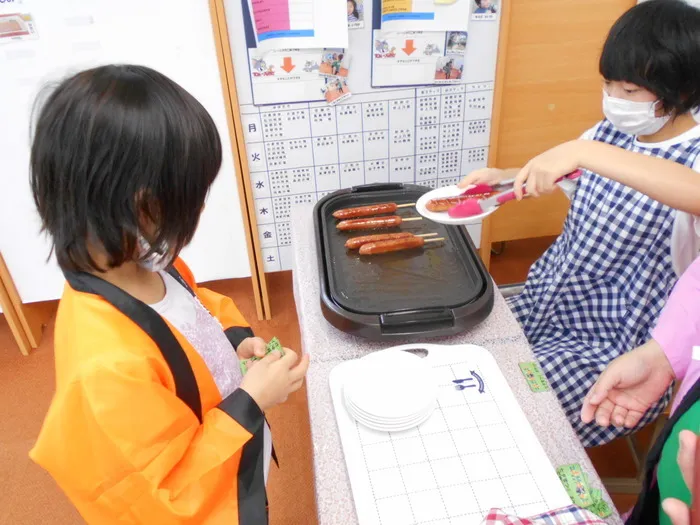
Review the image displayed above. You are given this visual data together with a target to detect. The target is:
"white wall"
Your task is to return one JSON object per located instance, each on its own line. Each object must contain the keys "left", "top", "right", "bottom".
{"left": 0, "top": 0, "right": 251, "bottom": 303}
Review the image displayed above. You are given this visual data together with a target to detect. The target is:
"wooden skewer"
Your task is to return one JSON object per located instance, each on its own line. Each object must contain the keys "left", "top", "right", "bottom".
{"left": 397, "top": 203, "right": 416, "bottom": 208}
{"left": 416, "top": 233, "right": 438, "bottom": 238}
{"left": 424, "top": 237, "right": 445, "bottom": 243}
{"left": 401, "top": 217, "right": 423, "bottom": 222}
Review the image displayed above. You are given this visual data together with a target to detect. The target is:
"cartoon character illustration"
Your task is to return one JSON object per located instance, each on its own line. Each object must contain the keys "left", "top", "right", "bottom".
{"left": 375, "top": 39, "right": 394, "bottom": 54}
{"left": 251, "top": 58, "right": 267, "bottom": 72}
{"left": 424, "top": 44, "right": 441, "bottom": 55}
{"left": 251, "top": 58, "right": 274, "bottom": 76}
{"left": 303, "top": 60, "right": 319, "bottom": 72}
{"left": 374, "top": 40, "right": 397, "bottom": 58}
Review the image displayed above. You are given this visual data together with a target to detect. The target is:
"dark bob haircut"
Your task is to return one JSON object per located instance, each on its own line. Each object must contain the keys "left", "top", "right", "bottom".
{"left": 599, "top": 0, "right": 700, "bottom": 115}
{"left": 30, "top": 64, "right": 222, "bottom": 273}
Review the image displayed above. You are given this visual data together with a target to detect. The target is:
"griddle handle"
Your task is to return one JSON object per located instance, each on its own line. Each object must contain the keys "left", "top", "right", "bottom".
{"left": 380, "top": 308, "right": 455, "bottom": 335}
{"left": 351, "top": 183, "right": 404, "bottom": 193}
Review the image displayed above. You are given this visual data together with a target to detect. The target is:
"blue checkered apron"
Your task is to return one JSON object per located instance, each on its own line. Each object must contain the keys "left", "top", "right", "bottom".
{"left": 509, "top": 119, "right": 700, "bottom": 447}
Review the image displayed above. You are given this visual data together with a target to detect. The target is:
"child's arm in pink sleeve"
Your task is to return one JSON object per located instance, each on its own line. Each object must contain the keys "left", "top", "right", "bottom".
{"left": 651, "top": 257, "right": 700, "bottom": 381}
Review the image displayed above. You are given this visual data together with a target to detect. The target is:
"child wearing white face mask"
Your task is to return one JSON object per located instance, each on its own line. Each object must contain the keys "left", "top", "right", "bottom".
{"left": 460, "top": 0, "right": 700, "bottom": 448}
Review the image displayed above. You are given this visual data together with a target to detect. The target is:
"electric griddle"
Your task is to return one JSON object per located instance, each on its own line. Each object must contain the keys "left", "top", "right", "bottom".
{"left": 314, "top": 183, "right": 494, "bottom": 340}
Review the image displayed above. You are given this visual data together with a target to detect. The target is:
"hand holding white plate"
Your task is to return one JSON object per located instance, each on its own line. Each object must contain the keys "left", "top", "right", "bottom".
{"left": 416, "top": 185, "right": 499, "bottom": 225}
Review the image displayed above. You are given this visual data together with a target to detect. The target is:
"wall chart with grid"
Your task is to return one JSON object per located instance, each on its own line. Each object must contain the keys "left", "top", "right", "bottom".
{"left": 329, "top": 344, "right": 572, "bottom": 525}
{"left": 241, "top": 82, "right": 494, "bottom": 272}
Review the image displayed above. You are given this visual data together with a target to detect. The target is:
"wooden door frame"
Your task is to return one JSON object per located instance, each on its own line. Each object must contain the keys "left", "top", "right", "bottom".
{"left": 209, "top": 0, "right": 271, "bottom": 320}
{"left": 481, "top": 0, "right": 512, "bottom": 267}
{"left": 0, "top": 253, "right": 39, "bottom": 355}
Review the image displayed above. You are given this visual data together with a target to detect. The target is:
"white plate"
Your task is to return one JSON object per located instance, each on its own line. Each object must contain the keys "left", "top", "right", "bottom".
{"left": 344, "top": 392, "right": 435, "bottom": 424}
{"left": 359, "top": 348, "right": 423, "bottom": 365}
{"left": 349, "top": 404, "right": 436, "bottom": 432}
{"left": 343, "top": 353, "right": 437, "bottom": 421}
{"left": 343, "top": 351, "right": 437, "bottom": 429}
{"left": 344, "top": 390, "right": 437, "bottom": 431}
{"left": 346, "top": 407, "right": 436, "bottom": 431}
{"left": 415, "top": 185, "right": 499, "bottom": 225}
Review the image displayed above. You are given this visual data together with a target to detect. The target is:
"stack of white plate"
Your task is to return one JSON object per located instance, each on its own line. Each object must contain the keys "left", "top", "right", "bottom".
{"left": 342, "top": 350, "right": 438, "bottom": 432}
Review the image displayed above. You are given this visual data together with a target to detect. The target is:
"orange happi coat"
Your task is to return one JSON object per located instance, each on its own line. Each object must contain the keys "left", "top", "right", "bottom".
{"left": 30, "top": 259, "right": 268, "bottom": 524}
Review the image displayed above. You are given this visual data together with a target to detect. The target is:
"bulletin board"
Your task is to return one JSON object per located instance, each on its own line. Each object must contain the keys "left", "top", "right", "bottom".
{"left": 0, "top": 0, "right": 503, "bottom": 343}
{"left": 0, "top": 0, "right": 254, "bottom": 305}
{"left": 223, "top": 0, "right": 502, "bottom": 272}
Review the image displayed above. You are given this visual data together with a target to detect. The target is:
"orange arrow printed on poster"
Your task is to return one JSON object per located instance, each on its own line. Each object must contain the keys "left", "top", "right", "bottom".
{"left": 281, "top": 57, "right": 295, "bottom": 72}
{"left": 402, "top": 39, "right": 416, "bottom": 55}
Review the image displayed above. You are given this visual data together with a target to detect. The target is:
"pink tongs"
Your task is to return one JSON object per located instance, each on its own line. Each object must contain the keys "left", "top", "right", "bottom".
{"left": 450, "top": 170, "right": 582, "bottom": 218}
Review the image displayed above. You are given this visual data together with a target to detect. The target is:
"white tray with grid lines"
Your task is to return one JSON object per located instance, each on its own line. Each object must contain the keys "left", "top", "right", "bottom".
{"left": 329, "top": 344, "right": 572, "bottom": 525}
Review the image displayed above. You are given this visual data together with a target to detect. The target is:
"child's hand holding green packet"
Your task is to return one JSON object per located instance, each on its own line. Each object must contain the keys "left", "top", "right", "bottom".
{"left": 240, "top": 337, "right": 285, "bottom": 375}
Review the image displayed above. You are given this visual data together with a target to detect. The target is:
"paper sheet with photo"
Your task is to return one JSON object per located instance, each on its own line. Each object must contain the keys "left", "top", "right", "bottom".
{"left": 371, "top": 29, "right": 468, "bottom": 88}
{"left": 0, "top": 0, "right": 39, "bottom": 46}
{"left": 347, "top": 0, "right": 366, "bottom": 29}
{"left": 247, "top": 48, "right": 327, "bottom": 105}
{"left": 242, "top": 1, "right": 326, "bottom": 105}
{"left": 247, "top": 0, "right": 348, "bottom": 50}
{"left": 371, "top": 0, "right": 470, "bottom": 88}
{"left": 381, "top": 0, "right": 472, "bottom": 31}
{"left": 329, "top": 344, "right": 572, "bottom": 525}
{"left": 471, "top": 0, "right": 499, "bottom": 21}
{"left": 0, "top": 12, "right": 38, "bottom": 44}
{"left": 372, "top": 30, "right": 450, "bottom": 88}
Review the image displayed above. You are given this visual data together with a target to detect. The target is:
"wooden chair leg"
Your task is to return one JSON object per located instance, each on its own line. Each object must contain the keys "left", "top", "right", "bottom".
{"left": 0, "top": 277, "right": 31, "bottom": 356}
{"left": 480, "top": 217, "right": 493, "bottom": 270}
{"left": 0, "top": 254, "right": 47, "bottom": 349}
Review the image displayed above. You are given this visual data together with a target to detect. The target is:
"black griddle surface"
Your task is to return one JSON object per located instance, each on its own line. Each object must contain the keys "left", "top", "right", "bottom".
{"left": 318, "top": 186, "right": 485, "bottom": 315}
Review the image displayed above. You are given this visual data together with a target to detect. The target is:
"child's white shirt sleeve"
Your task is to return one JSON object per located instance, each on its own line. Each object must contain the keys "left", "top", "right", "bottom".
{"left": 558, "top": 123, "right": 700, "bottom": 277}
{"left": 671, "top": 155, "right": 700, "bottom": 277}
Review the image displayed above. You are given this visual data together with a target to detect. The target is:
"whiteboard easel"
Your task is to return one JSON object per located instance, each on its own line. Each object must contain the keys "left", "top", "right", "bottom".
{"left": 0, "top": 0, "right": 270, "bottom": 334}
{"left": 0, "top": 0, "right": 273, "bottom": 355}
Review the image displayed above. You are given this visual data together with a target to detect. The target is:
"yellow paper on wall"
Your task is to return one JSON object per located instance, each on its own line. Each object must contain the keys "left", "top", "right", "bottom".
{"left": 383, "top": 0, "right": 412, "bottom": 15}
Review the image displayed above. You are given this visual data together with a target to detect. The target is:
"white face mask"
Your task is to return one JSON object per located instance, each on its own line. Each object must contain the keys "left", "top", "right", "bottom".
{"left": 136, "top": 234, "right": 171, "bottom": 272}
{"left": 602, "top": 90, "right": 670, "bottom": 136}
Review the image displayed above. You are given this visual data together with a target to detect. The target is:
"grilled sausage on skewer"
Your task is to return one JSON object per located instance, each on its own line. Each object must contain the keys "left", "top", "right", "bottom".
{"left": 345, "top": 232, "right": 438, "bottom": 249}
{"left": 336, "top": 215, "right": 422, "bottom": 231}
{"left": 358, "top": 236, "right": 444, "bottom": 255}
{"left": 332, "top": 202, "right": 415, "bottom": 219}
{"left": 345, "top": 232, "right": 413, "bottom": 249}
{"left": 425, "top": 193, "right": 494, "bottom": 212}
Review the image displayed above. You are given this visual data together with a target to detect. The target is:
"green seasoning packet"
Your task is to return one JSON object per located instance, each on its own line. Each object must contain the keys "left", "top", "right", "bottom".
{"left": 265, "top": 337, "right": 283, "bottom": 354}
{"left": 240, "top": 337, "right": 285, "bottom": 375}
{"left": 557, "top": 464, "right": 612, "bottom": 517}
{"left": 519, "top": 361, "right": 550, "bottom": 392}
{"left": 589, "top": 497, "right": 613, "bottom": 518}
{"left": 556, "top": 463, "right": 593, "bottom": 508}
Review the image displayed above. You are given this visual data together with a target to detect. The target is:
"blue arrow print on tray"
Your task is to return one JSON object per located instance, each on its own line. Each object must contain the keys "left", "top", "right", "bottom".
{"left": 452, "top": 371, "right": 485, "bottom": 393}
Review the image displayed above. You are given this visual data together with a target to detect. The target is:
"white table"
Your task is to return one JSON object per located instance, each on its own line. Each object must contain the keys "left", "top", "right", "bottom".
{"left": 290, "top": 205, "right": 622, "bottom": 525}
